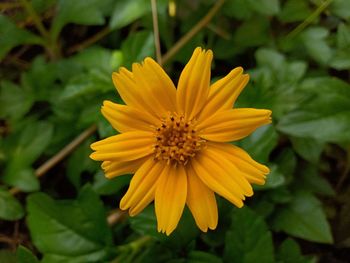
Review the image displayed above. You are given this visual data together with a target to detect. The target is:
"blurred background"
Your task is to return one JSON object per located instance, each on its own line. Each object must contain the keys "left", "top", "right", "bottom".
{"left": 1, "top": 0, "right": 350, "bottom": 262}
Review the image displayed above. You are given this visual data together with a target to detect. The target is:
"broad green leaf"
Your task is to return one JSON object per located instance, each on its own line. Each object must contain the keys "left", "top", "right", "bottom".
{"left": 238, "top": 125, "right": 278, "bottom": 163}
{"left": 71, "top": 47, "right": 113, "bottom": 73}
{"left": 130, "top": 206, "right": 198, "bottom": 245}
{"left": 51, "top": 0, "right": 106, "bottom": 39}
{"left": 27, "top": 186, "right": 113, "bottom": 263}
{"left": 233, "top": 17, "right": 270, "bottom": 48}
{"left": 3, "top": 121, "right": 53, "bottom": 191}
{"left": 272, "top": 191, "right": 333, "bottom": 244}
{"left": 299, "top": 27, "right": 333, "bottom": 65}
{"left": 330, "top": 0, "right": 350, "bottom": 20}
{"left": 0, "top": 189, "right": 24, "bottom": 220}
{"left": 92, "top": 171, "right": 130, "bottom": 195}
{"left": 299, "top": 164, "right": 335, "bottom": 197}
{"left": 187, "top": 251, "right": 222, "bottom": 263}
{"left": 0, "top": 81, "right": 34, "bottom": 121}
{"left": 121, "top": 31, "right": 155, "bottom": 68}
{"left": 278, "top": 0, "right": 312, "bottom": 22}
{"left": 224, "top": 207, "right": 274, "bottom": 263}
{"left": 223, "top": 0, "right": 253, "bottom": 20}
{"left": 16, "top": 246, "right": 39, "bottom": 263}
{"left": 331, "top": 23, "right": 350, "bottom": 70}
{"left": 247, "top": 0, "right": 280, "bottom": 16}
{"left": 290, "top": 136, "right": 324, "bottom": 164}
{"left": 67, "top": 139, "right": 97, "bottom": 189}
{"left": 276, "top": 238, "right": 315, "bottom": 263}
{"left": 59, "top": 70, "right": 112, "bottom": 101}
{"left": 109, "top": 0, "right": 151, "bottom": 30}
{"left": 0, "top": 250, "right": 16, "bottom": 263}
{"left": 255, "top": 164, "right": 285, "bottom": 190}
{"left": 0, "top": 15, "right": 43, "bottom": 60}
{"left": 277, "top": 77, "right": 350, "bottom": 144}
{"left": 129, "top": 205, "right": 165, "bottom": 240}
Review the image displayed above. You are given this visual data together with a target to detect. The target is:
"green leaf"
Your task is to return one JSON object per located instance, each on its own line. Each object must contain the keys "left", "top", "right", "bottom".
{"left": 121, "top": 31, "right": 155, "bottom": 68}
{"left": 224, "top": 207, "right": 274, "bottom": 263}
{"left": 0, "top": 189, "right": 25, "bottom": 220}
{"left": 290, "top": 136, "right": 324, "bottom": 164}
{"left": 299, "top": 164, "right": 335, "bottom": 197}
{"left": 299, "top": 27, "right": 333, "bottom": 65}
{"left": 92, "top": 171, "right": 130, "bottom": 195}
{"left": 109, "top": 0, "right": 151, "bottom": 30}
{"left": 51, "top": 0, "right": 106, "bottom": 39}
{"left": 255, "top": 164, "right": 285, "bottom": 190}
{"left": 27, "top": 186, "right": 113, "bottom": 262}
{"left": 247, "top": 0, "right": 280, "bottom": 16}
{"left": 233, "top": 17, "right": 270, "bottom": 48}
{"left": 278, "top": 0, "right": 312, "bottom": 22}
{"left": 276, "top": 238, "right": 315, "bottom": 263}
{"left": 0, "top": 81, "right": 34, "bottom": 121}
{"left": 129, "top": 205, "right": 165, "bottom": 240}
{"left": 238, "top": 125, "right": 278, "bottom": 163}
{"left": 223, "top": 0, "right": 253, "bottom": 20}
{"left": 0, "top": 250, "right": 16, "bottom": 263}
{"left": 0, "top": 15, "right": 43, "bottom": 60}
{"left": 272, "top": 191, "right": 333, "bottom": 244}
{"left": 277, "top": 77, "right": 350, "bottom": 144}
{"left": 67, "top": 139, "right": 96, "bottom": 189}
{"left": 330, "top": 0, "right": 350, "bottom": 20}
{"left": 16, "top": 246, "right": 39, "bottom": 263}
{"left": 3, "top": 121, "right": 53, "bottom": 191}
{"left": 187, "top": 251, "right": 223, "bottom": 263}
{"left": 330, "top": 23, "right": 350, "bottom": 70}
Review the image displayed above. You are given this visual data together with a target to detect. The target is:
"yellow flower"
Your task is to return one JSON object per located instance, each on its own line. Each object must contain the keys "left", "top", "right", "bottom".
{"left": 90, "top": 47, "right": 271, "bottom": 235}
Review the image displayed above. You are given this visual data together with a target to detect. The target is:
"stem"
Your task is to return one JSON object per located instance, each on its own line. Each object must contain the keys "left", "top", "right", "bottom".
{"left": 162, "top": 0, "right": 226, "bottom": 64}
{"left": 151, "top": 0, "right": 162, "bottom": 65}
{"left": 67, "top": 27, "right": 111, "bottom": 54}
{"left": 286, "top": 0, "right": 334, "bottom": 39}
{"left": 107, "top": 209, "right": 126, "bottom": 226}
{"left": 19, "top": 0, "right": 50, "bottom": 39}
{"left": 0, "top": 2, "right": 22, "bottom": 10}
{"left": 9, "top": 125, "right": 97, "bottom": 195}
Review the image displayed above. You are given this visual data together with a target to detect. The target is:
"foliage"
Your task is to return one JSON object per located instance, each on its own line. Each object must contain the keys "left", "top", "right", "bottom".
{"left": 0, "top": 0, "right": 350, "bottom": 262}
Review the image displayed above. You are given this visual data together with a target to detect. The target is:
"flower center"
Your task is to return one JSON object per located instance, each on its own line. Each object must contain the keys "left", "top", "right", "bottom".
{"left": 153, "top": 113, "right": 205, "bottom": 165}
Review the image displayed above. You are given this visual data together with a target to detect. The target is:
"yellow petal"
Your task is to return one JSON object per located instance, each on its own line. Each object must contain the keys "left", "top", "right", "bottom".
{"left": 112, "top": 58, "right": 177, "bottom": 118}
{"left": 155, "top": 164, "right": 187, "bottom": 235}
{"left": 101, "top": 100, "right": 160, "bottom": 133}
{"left": 120, "top": 157, "right": 165, "bottom": 214}
{"left": 90, "top": 131, "right": 154, "bottom": 162}
{"left": 197, "top": 68, "right": 249, "bottom": 122}
{"left": 197, "top": 108, "right": 272, "bottom": 142}
{"left": 133, "top": 58, "right": 177, "bottom": 113}
{"left": 191, "top": 146, "right": 255, "bottom": 208}
{"left": 186, "top": 165, "right": 218, "bottom": 232}
{"left": 101, "top": 157, "right": 148, "bottom": 179}
{"left": 176, "top": 47, "right": 213, "bottom": 120}
{"left": 207, "top": 142, "right": 269, "bottom": 185}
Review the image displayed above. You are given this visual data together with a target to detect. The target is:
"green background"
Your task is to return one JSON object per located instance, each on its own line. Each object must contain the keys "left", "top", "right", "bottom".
{"left": 1, "top": 0, "right": 350, "bottom": 262}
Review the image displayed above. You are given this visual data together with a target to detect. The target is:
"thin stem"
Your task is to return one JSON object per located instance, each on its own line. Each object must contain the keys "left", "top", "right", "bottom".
{"left": 9, "top": 125, "right": 97, "bottom": 195}
{"left": 151, "top": 0, "right": 162, "bottom": 65}
{"left": 0, "top": 2, "right": 22, "bottom": 10}
{"left": 107, "top": 209, "right": 126, "bottom": 226}
{"left": 19, "top": 0, "right": 50, "bottom": 39}
{"left": 286, "top": 0, "right": 334, "bottom": 39}
{"left": 162, "top": 0, "right": 225, "bottom": 64}
{"left": 67, "top": 27, "right": 111, "bottom": 54}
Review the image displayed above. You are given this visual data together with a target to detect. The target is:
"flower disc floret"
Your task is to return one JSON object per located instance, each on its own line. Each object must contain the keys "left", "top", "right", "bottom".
{"left": 154, "top": 113, "right": 204, "bottom": 165}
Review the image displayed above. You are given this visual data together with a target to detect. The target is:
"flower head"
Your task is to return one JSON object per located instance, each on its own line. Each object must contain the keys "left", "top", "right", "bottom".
{"left": 90, "top": 47, "right": 271, "bottom": 235}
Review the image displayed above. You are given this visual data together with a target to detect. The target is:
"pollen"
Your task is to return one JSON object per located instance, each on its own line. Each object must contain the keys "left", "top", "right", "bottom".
{"left": 153, "top": 113, "right": 205, "bottom": 165}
